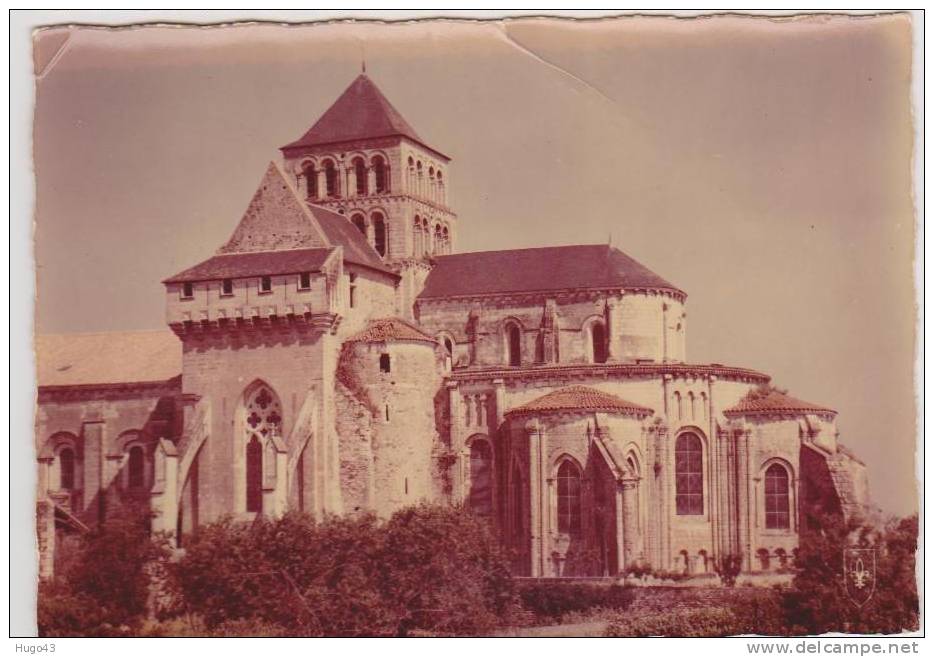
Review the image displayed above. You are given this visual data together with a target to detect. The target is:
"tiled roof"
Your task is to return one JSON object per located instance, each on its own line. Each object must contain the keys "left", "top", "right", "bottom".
{"left": 345, "top": 318, "right": 437, "bottom": 344}
{"left": 164, "top": 247, "right": 335, "bottom": 284}
{"left": 418, "top": 245, "right": 683, "bottom": 299}
{"left": 36, "top": 330, "right": 181, "bottom": 387}
{"left": 165, "top": 162, "right": 395, "bottom": 284}
{"left": 280, "top": 74, "right": 445, "bottom": 158}
{"left": 309, "top": 204, "right": 394, "bottom": 275}
{"left": 723, "top": 390, "right": 836, "bottom": 416}
{"left": 506, "top": 385, "right": 653, "bottom": 417}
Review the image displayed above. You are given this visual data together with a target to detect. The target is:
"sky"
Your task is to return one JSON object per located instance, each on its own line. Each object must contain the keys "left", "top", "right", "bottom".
{"left": 31, "top": 14, "right": 917, "bottom": 515}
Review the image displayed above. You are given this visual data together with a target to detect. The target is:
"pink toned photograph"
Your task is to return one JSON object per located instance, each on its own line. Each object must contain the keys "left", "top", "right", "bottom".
{"left": 26, "top": 11, "right": 919, "bottom": 639}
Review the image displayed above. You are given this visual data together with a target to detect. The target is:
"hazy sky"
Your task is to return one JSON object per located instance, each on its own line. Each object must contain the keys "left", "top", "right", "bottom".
{"left": 32, "top": 15, "right": 917, "bottom": 515}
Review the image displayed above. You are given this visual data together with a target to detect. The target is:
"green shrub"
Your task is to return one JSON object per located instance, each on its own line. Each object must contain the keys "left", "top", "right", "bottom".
{"left": 173, "top": 504, "right": 515, "bottom": 636}
{"left": 781, "top": 512, "right": 919, "bottom": 635}
{"left": 37, "top": 504, "right": 169, "bottom": 636}
{"left": 518, "top": 582, "right": 634, "bottom": 621}
{"left": 605, "top": 607, "right": 745, "bottom": 637}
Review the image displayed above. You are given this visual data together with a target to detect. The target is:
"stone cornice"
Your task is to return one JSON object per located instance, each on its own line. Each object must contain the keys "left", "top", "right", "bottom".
{"left": 38, "top": 376, "right": 182, "bottom": 403}
{"left": 448, "top": 362, "right": 769, "bottom": 386}
{"left": 417, "top": 285, "right": 685, "bottom": 306}
{"left": 726, "top": 409, "right": 837, "bottom": 422}
{"left": 169, "top": 312, "right": 341, "bottom": 338}
{"left": 310, "top": 192, "right": 456, "bottom": 217}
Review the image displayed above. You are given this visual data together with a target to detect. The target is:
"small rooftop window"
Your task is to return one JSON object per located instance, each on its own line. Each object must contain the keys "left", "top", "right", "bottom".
{"left": 379, "top": 353, "right": 391, "bottom": 373}
{"left": 181, "top": 282, "right": 194, "bottom": 299}
{"left": 299, "top": 272, "right": 311, "bottom": 290}
{"left": 221, "top": 279, "right": 233, "bottom": 296}
{"left": 260, "top": 276, "right": 272, "bottom": 294}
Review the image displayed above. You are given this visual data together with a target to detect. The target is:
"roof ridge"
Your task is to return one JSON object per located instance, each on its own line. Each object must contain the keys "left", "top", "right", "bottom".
{"left": 437, "top": 244, "right": 609, "bottom": 258}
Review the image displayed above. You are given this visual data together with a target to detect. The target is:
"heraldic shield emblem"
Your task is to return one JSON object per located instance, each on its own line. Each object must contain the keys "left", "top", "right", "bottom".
{"left": 843, "top": 547, "right": 876, "bottom": 607}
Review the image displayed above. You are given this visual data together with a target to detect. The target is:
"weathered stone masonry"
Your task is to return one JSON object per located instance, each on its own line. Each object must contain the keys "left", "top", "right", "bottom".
{"left": 35, "top": 72, "right": 870, "bottom": 579}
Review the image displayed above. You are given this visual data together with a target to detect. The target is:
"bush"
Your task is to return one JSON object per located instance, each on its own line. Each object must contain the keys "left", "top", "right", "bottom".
{"left": 37, "top": 504, "right": 169, "bottom": 636}
{"left": 518, "top": 582, "right": 634, "bottom": 621}
{"left": 713, "top": 553, "right": 743, "bottom": 588}
{"left": 172, "top": 504, "right": 515, "bottom": 636}
{"left": 605, "top": 607, "right": 745, "bottom": 637}
{"left": 781, "top": 512, "right": 919, "bottom": 634}
{"left": 378, "top": 504, "right": 515, "bottom": 636}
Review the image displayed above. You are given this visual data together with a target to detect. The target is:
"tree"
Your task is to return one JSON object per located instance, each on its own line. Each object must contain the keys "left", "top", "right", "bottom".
{"left": 38, "top": 503, "right": 169, "bottom": 636}
{"left": 782, "top": 511, "right": 918, "bottom": 634}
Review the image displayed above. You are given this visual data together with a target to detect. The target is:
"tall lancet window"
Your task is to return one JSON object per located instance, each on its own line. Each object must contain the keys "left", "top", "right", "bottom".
{"left": 324, "top": 160, "right": 339, "bottom": 197}
{"left": 303, "top": 162, "right": 317, "bottom": 199}
{"left": 675, "top": 432, "right": 703, "bottom": 515}
{"left": 557, "top": 460, "right": 582, "bottom": 536}
{"left": 244, "top": 384, "right": 282, "bottom": 514}
{"left": 591, "top": 321, "right": 607, "bottom": 363}
{"left": 506, "top": 322, "right": 522, "bottom": 366}
{"left": 58, "top": 447, "right": 75, "bottom": 490}
{"left": 353, "top": 158, "right": 368, "bottom": 196}
{"left": 468, "top": 439, "right": 493, "bottom": 519}
{"left": 372, "top": 213, "right": 387, "bottom": 257}
{"left": 765, "top": 464, "right": 791, "bottom": 529}
{"left": 373, "top": 155, "right": 388, "bottom": 193}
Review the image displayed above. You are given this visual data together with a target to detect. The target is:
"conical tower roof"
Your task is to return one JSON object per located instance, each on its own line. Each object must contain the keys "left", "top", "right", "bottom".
{"left": 280, "top": 74, "right": 447, "bottom": 159}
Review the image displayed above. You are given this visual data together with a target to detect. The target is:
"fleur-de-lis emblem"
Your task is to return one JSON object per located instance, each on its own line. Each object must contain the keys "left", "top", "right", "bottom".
{"left": 844, "top": 547, "right": 876, "bottom": 607}
{"left": 850, "top": 557, "right": 870, "bottom": 589}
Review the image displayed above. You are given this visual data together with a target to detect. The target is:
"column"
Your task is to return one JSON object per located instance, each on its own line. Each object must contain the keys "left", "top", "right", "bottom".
{"left": 621, "top": 478, "right": 640, "bottom": 568}
{"left": 659, "top": 421, "right": 672, "bottom": 569}
{"left": 735, "top": 426, "right": 752, "bottom": 571}
{"left": 606, "top": 296, "right": 622, "bottom": 362}
{"left": 346, "top": 167, "right": 357, "bottom": 197}
{"left": 527, "top": 419, "right": 544, "bottom": 577}
{"left": 492, "top": 379, "right": 506, "bottom": 427}
{"left": 316, "top": 171, "right": 327, "bottom": 199}
{"left": 615, "top": 481, "right": 626, "bottom": 575}
{"left": 82, "top": 420, "right": 105, "bottom": 523}
{"left": 367, "top": 167, "right": 377, "bottom": 195}
{"left": 37, "top": 457, "right": 52, "bottom": 498}
{"left": 37, "top": 500, "right": 55, "bottom": 579}
{"left": 151, "top": 438, "right": 179, "bottom": 539}
{"left": 661, "top": 302, "right": 669, "bottom": 362}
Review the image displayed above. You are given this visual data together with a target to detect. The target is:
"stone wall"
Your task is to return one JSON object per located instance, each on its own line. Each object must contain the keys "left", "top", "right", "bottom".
{"left": 178, "top": 328, "right": 333, "bottom": 523}
{"left": 36, "top": 381, "right": 180, "bottom": 525}
{"left": 336, "top": 339, "right": 444, "bottom": 518}
{"left": 417, "top": 291, "right": 687, "bottom": 369}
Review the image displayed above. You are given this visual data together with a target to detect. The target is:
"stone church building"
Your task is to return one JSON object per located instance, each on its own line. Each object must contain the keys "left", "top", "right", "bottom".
{"left": 36, "top": 72, "right": 870, "bottom": 579}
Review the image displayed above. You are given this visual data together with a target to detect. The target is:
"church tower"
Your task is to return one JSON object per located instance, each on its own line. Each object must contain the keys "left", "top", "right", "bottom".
{"left": 280, "top": 72, "right": 457, "bottom": 318}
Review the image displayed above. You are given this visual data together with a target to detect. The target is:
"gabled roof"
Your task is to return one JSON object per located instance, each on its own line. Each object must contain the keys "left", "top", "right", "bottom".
{"left": 345, "top": 318, "right": 437, "bottom": 345}
{"left": 418, "top": 245, "right": 683, "bottom": 300}
{"left": 280, "top": 74, "right": 446, "bottom": 159}
{"left": 165, "top": 162, "right": 395, "bottom": 284}
{"left": 163, "top": 247, "right": 335, "bottom": 284}
{"left": 723, "top": 389, "right": 836, "bottom": 417}
{"left": 218, "top": 161, "right": 330, "bottom": 255}
{"left": 310, "top": 204, "right": 393, "bottom": 275}
{"left": 506, "top": 385, "right": 653, "bottom": 417}
{"left": 36, "top": 330, "right": 181, "bottom": 387}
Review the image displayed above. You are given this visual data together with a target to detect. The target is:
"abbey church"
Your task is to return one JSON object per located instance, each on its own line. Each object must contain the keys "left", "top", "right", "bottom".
{"left": 36, "top": 72, "right": 870, "bottom": 579}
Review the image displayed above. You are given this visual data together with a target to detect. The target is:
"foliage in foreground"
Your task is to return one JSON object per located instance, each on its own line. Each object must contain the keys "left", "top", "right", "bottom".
{"left": 38, "top": 504, "right": 170, "bottom": 637}
{"left": 517, "top": 582, "right": 634, "bottom": 622}
{"left": 38, "top": 503, "right": 918, "bottom": 637}
{"left": 782, "top": 513, "right": 919, "bottom": 635}
{"left": 173, "top": 504, "right": 516, "bottom": 636}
